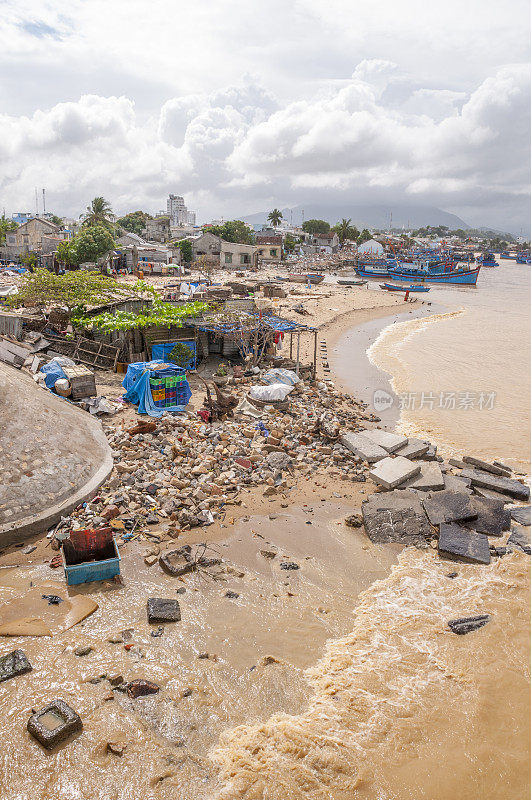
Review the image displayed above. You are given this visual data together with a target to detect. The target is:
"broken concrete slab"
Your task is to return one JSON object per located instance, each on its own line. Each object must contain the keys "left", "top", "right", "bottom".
{"left": 510, "top": 505, "right": 531, "bottom": 526}
{"left": 438, "top": 523, "right": 490, "bottom": 564}
{"left": 394, "top": 438, "right": 430, "bottom": 459}
{"left": 448, "top": 615, "right": 490, "bottom": 635}
{"left": 460, "top": 469, "right": 530, "bottom": 501}
{"left": 369, "top": 456, "right": 421, "bottom": 490}
{"left": 448, "top": 458, "right": 467, "bottom": 469}
{"left": 27, "top": 700, "right": 82, "bottom": 749}
{"left": 472, "top": 486, "right": 511, "bottom": 502}
{"left": 443, "top": 474, "right": 472, "bottom": 493}
{"left": 462, "top": 456, "right": 511, "bottom": 477}
{"left": 361, "top": 489, "right": 432, "bottom": 547}
{"left": 340, "top": 432, "right": 387, "bottom": 463}
{"left": 147, "top": 598, "right": 181, "bottom": 623}
{"left": 423, "top": 491, "right": 478, "bottom": 527}
{"left": 507, "top": 527, "right": 531, "bottom": 554}
{"left": 463, "top": 496, "right": 511, "bottom": 537}
{"left": 361, "top": 429, "right": 408, "bottom": 453}
{"left": 0, "top": 649, "right": 32, "bottom": 683}
{"left": 407, "top": 462, "right": 445, "bottom": 491}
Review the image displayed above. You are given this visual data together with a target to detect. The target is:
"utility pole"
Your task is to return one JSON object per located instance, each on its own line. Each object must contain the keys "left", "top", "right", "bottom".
{"left": 35, "top": 188, "right": 39, "bottom": 217}
{"left": 42, "top": 189, "right": 46, "bottom": 215}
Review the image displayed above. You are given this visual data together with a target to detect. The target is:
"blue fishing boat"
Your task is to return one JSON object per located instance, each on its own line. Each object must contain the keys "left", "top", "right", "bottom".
{"left": 477, "top": 252, "right": 499, "bottom": 267}
{"left": 499, "top": 251, "right": 514, "bottom": 259}
{"left": 387, "top": 266, "right": 481, "bottom": 285}
{"left": 380, "top": 283, "right": 431, "bottom": 293}
{"left": 516, "top": 252, "right": 530, "bottom": 264}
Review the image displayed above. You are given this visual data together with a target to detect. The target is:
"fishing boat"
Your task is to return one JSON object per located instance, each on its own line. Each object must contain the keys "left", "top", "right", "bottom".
{"left": 516, "top": 252, "right": 530, "bottom": 264}
{"left": 380, "top": 283, "right": 431, "bottom": 293}
{"left": 387, "top": 266, "right": 481, "bottom": 285}
{"left": 288, "top": 273, "right": 325, "bottom": 284}
{"left": 337, "top": 278, "right": 367, "bottom": 286}
{"left": 477, "top": 252, "right": 499, "bottom": 267}
{"left": 500, "top": 251, "right": 515, "bottom": 260}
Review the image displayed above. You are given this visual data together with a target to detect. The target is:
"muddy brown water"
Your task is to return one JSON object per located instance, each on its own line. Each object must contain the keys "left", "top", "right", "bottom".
{"left": 0, "top": 503, "right": 397, "bottom": 799}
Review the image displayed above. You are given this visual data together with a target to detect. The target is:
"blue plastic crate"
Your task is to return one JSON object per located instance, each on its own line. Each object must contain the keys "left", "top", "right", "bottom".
{"left": 62, "top": 538, "right": 121, "bottom": 586}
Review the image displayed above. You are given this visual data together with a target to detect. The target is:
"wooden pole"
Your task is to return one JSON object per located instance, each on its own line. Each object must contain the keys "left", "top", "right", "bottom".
{"left": 289, "top": 332, "right": 293, "bottom": 359}
{"left": 296, "top": 332, "right": 300, "bottom": 376}
{"left": 313, "top": 329, "right": 317, "bottom": 379}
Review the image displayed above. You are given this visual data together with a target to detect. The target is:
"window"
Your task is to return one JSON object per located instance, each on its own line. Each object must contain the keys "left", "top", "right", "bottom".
{"left": 270, "top": 249, "right": 277, "bottom": 257}
{"left": 225, "top": 252, "right": 232, "bottom": 264}
{"left": 7, "top": 235, "right": 15, "bottom": 245}
{"left": 240, "top": 254, "right": 250, "bottom": 264}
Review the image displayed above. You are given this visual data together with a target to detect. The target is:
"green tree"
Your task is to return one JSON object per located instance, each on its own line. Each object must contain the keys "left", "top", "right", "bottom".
{"left": 50, "top": 215, "right": 64, "bottom": 227}
{"left": 267, "top": 208, "right": 283, "bottom": 227}
{"left": 20, "top": 251, "right": 38, "bottom": 269}
{"left": 0, "top": 216, "right": 17, "bottom": 245}
{"left": 174, "top": 239, "right": 193, "bottom": 263}
{"left": 67, "top": 225, "right": 115, "bottom": 264}
{"left": 283, "top": 233, "right": 299, "bottom": 253}
{"left": 83, "top": 196, "right": 114, "bottom": 229}
{"left": 116, "top": 210, "right": 152, "bottom": 236}
{"left": 332, "top": 218, "right": 359, "bottom": 244}
{"left": 302, "top": 219, "right": 330, "bottom": 236}
{"left": 207, "top": 220, "right": 255, "bottom": 244}
{"left": 56, "top": 239, "right": 79, "bottom": 266}
{"left": 357, "top": 229, "right": 373, "bottom": 244}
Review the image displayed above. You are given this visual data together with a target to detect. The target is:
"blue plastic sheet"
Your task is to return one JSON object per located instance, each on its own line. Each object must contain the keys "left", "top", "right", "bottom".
{"left": 122, "top": 360, "right": 167, "bottom": 391}
{"left": 151, "top": 341, "right": 196, "bottom": 369}
{"left": 40, "top": 360, "right": 67, "bottom": 389}
{"left": 122, "top": 361, "right": 191, "bottom": 417}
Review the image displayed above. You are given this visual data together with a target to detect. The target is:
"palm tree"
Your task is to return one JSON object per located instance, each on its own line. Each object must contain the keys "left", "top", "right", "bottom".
{"left": 83, "top": 197, "right": 114, "bottom": 229}
{"left": 335, "top": 218, "right": 352, "bottom": 244}
{"left": 267, "top": 208, "right": 283, "bottom": 227}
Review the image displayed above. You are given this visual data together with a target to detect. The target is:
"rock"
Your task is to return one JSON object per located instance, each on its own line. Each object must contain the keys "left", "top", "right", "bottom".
{"left": 407, "top": 462, "right": 445, "bottom": 491}
{"left": 507, "top": 527, "right": 531, "bottom": 554}
{"left": 22, "top": 545, "right": 37, "bottom": 555}
{"left": 361, "top": 429, "right": 408, "bottom": 453}
{"left": 438, "top": 523, "right": 490, "bottom": 564}
{"left": 260, "top": 549, "right": 277, "bottom": 559}
{"left": 27, "top": 700, "right": 82, "bottom": 749}
{"left": 369, "top": 456, "right": 421, "bottom": 490}
{"left": 443, "top": 474, "right": 472, "bottom": 493}
{"left": 462, "top": 456, "right": 511, "bottom": 476}
{"left": 510, "top": 506, "right": 531, "bottom": 527}
{"left": 126, "top": 679, "right": 160, "bottom": 699}
{"left": 463, "top": 497, "right": 511, "bottom": 537}
{"left": 234, "top": 457, "right": 252, "bottom": 470}
{"left": 108, "top": 674, "right": 124, "bottom": 686}
{"left": 0, "top": 649, "right": 32, "bottom": 683}
{"left": 394, "top": 439, "right": 430, "bottom": 459}
{"left": 345, "top": 513, "right": 363, "bottom": 528}
{"left": 340, "top": 432, "right": 387, "bottom": 463}
{"left": 225, "top": 590, "right": 240, "bottom": 599}
{"left": 107, "top": 741, "right": 126, "bottom": 756}
{"left": 422, "top": 445, "right": 439, "bottom": 461}
{"left": 147, "top": 598, "right": 181, "bottom": 623}
{"left": 361, "top": 490, "right": 432, "bottom": 546}
{"left": 472, "top": 486, "right": 511, "bottom": 502}
{"left": 74, "top": 646, "right": 93, "bottom": 657}
{"left": 150, "top": 626, "right": 164, "bottom": 637}
{"left": 266, "top": 451, "right": 293, "bottom": 473}
{"left": 263, "top": 486, "right": 277, "bottom": 497}
{"left": 280, "top": 561, "right": 299, "bottom": 570}
{"left": 145, "top": 514, "right": 160, "bottom": 525}
{"left": 423, "top": 491, "right": 478, "bottom": 526}
{"left": 144, "top": 555, "right": 158, "bottom": 566}
{"left": 448, "top": 458, "right": 467, "bottom": 469}
{"left": 460, "top": 469, "right": 530, "bottom": 501}
{"left": 448, "top": 615, "right": 490, "bottom": 635}
{"left": 101, "top": 505, "right": 120, "bottom": 521}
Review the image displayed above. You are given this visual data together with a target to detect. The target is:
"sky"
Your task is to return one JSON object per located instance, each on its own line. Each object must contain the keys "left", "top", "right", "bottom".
{"left": 1, "top": 0, "right": 530, "bottom": 233}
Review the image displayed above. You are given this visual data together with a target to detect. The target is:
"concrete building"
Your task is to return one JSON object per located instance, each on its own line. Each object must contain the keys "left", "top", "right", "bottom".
{"left": 5, "top": 218, "right": 63, "bottom": 252}
{"left": 312, "top": 232, "right": 339, "bottom": 253}
{"left": 256, "top": 234, "right": 283, "bottom": 262}
{"left": 166, "top": 194, "right": 197, "bottom": 227}
{"left": 143, "top": 216, "right": 171, "bottom": 243}
{"left": 191, "top": 232, "right": 258, "bottom": 267}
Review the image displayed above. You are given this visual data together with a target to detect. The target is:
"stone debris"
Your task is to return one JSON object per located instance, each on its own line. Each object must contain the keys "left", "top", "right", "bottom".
{"left": 126, "top": 679, "right": 160, "bottom": 699}
{"left": 0, "top": 649, "right": 32, "bottom": 683}
{"left": 462, "top": 456, "right": 512, "bottom": 477}
{"left": 448, "top": 615, "right": 490, "bottom": 635}
{"left": 361, "top": 490, "right": 432, "bottom": 546}
{"left": 147, "top": 598, "right": 181, "bottom": 623}
{"left": 462, "top": 497, "right": 511, "bottom": 537}
{"left": 394, "top": 438, "right": 430, "bottom": 459}
{"left": 361, "top": 429, "right": 408, "bottom": 453}
{"left": 507, "top": 527, "right": 531, "bottom": 554}
{"left": 443, "top": 474, "right": 472, "bottom": 493}
{"left": 27, "top": 700, "right": 82, "bottom": 749}
{"left": 407, "top": 461, "right": 445, "bottom": 491}
{"left": 340, "top": 432, "right": 387, "bottom": 463}
{"left": 510, "top": 505, "right": 531, "bottom": 527}
{"left": 438, "top": 523, "right": 491, "bottom": 564}
{"left": 159, "top": 545, "right": 221, "bottom": 577}
{"left": 460, "top": 469, "right": 530, "bottom": 501}
{"left": 423, "top": 491, "right": 478, "bottom": 527}
{"left": 369, "top": 456, "right": 420, "bottom": 490}
{"left": 344, "top": 513, "right": 363, "bottom": 528}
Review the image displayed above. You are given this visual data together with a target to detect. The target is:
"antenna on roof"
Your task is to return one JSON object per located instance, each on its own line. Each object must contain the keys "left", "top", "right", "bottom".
{"left": 42, "top": 188, "right": 46, "bottom": 215}
{"left": 35, "top": 188, "right": 39, "bottom": 217}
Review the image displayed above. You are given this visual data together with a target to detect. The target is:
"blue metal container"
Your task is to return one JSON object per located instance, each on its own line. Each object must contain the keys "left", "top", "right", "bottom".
{"left": 62, "top": 538, "right": 121, "bottom": 586}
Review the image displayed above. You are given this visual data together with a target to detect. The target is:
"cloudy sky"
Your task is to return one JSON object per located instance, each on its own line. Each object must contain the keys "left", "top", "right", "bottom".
{"left": 1, "top": 0, "right": 530, "bottom": 232}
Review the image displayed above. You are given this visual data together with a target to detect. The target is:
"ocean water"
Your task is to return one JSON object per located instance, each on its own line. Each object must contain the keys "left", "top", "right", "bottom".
{"left": 367, "top": 259, "right": 531, "bottom": 471}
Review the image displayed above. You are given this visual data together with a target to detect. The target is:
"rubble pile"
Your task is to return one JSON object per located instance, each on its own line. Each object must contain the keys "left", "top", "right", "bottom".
{"left": 68, "top": 378, "right": 378, "bottom": 537}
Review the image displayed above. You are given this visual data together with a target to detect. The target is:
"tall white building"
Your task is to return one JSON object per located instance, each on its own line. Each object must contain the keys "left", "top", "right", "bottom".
{"left": 186, "top": 210, "right": 196, "bottom": 226}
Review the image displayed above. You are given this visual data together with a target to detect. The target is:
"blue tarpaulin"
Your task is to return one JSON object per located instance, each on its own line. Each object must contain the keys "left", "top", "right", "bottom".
{"left": 122, "top": 361, "right": 191, "bottom": 417}
{"left": 40, "top": 360, "right": 68, "bottom": 389}
{"left": 151, "top": 340, "right": 196, "bottom": 369}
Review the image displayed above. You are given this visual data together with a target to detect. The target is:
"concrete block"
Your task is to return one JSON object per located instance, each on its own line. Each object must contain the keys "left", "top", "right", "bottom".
{"left": 0, "top": 649, "right": 32, "bottom": 683}
{"left": 394, "top": 438, "right": 430, "bottom": 459}
{"left": 340, "top": 432, "right": 387, "bottom": 463}
{"left": 147, "top": 598, "right": 181, "bottom": 623}
{"left": 510, "top": 505, "right": 531, "bottom": 526}
{"left": 361, "top": 489, "right": 432, "bottom": 546}
{"left": 27, "top": 700, "right": 82, "bottom": 749}
{"left": 361, "top": 429, "right": 408, "bottom": 453}
{"left": 369, "top": 456, "right": 420, "bottom": 490}
{"left": 438, "top": 523, "right": 490, "bottom": 564}
{"left": 443, "top": 474, "right": 472, "bottom": 493}
{"left": 462, "top": 456, "right": 512, "bottom": 477}
{"left": 423, "top": 491, "right": 478, "bottom": 526}
{"left": 463, "top": 497, "right": 511, "bottom": 537}
{"left": 460, "top": 469, "right": 530, "bottom": 501}
{"left": 507, "top": 527, "right": 531, "bottom": 554}
{"left": 407, "top": 462, "right": 445, "bottom": 491}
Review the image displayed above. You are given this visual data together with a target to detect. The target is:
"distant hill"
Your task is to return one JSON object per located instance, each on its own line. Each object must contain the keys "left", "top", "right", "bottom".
{"left": 241, "top": 203, "right": 470, "bottom": 231}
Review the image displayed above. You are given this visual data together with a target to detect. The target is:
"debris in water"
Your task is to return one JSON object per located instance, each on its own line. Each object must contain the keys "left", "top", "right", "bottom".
{"left": 447, "top": 615, "right": 490, "bottom": 635}
{"left": 27, "top": 700, "right": 82, "bottom": 749}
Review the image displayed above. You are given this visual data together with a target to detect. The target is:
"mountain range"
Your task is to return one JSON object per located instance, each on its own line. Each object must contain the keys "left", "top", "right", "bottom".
{"left": 241, "top": 203, "right": 470, "bottom": 231}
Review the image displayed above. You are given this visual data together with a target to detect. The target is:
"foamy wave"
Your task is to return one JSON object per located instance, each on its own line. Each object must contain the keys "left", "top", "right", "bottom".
{"left": 212, "top": 549, "right": 529, "bottom": 799}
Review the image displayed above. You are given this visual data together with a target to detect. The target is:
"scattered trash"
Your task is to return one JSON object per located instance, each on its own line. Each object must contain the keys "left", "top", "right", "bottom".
{"left": 27, "top": 700, "right": 83, "bottom": 749}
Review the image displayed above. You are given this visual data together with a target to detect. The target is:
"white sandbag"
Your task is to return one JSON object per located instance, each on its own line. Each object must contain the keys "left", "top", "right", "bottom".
{"left": 262, "top": 368, "right": 299, "bottom": 386}
{"left": 249, "top": 383, "right": 294, "bottom": 402}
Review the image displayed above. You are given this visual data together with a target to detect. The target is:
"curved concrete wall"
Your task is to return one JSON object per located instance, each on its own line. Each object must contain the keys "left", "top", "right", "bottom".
{"left": 0, "top": 364, "right": 113, "bottom": 544}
